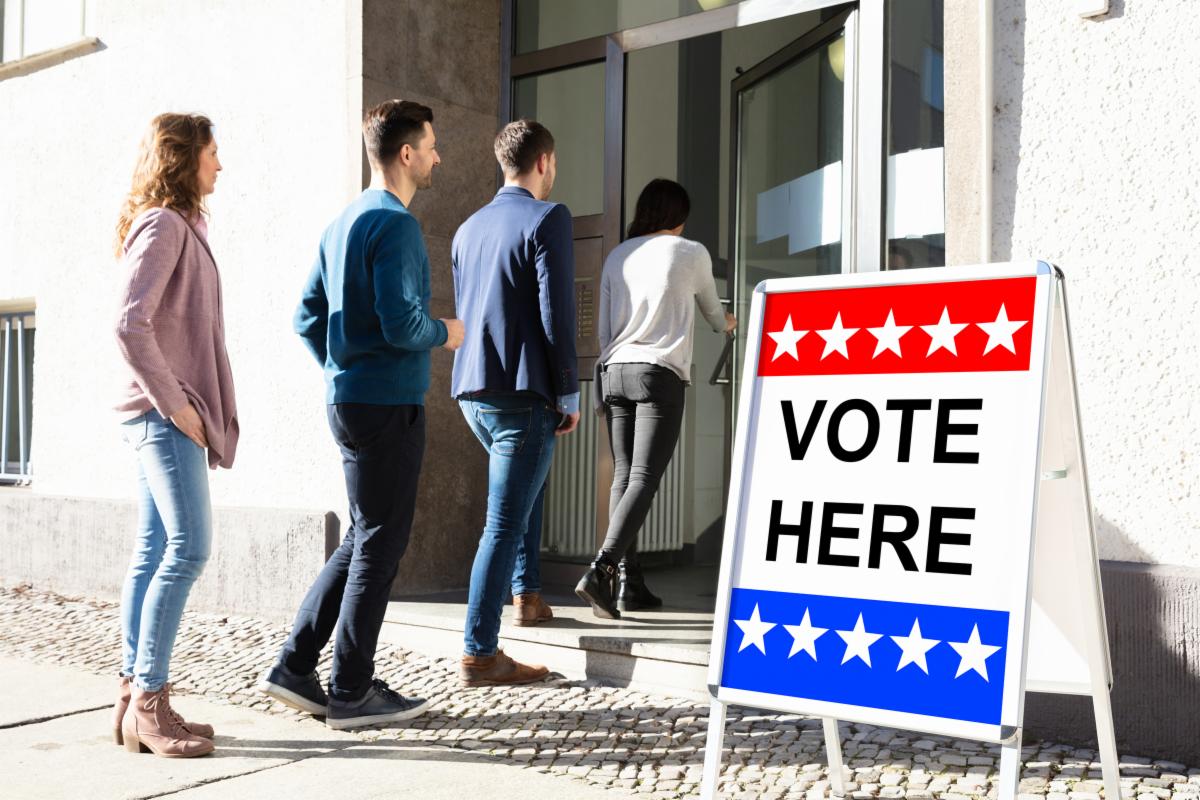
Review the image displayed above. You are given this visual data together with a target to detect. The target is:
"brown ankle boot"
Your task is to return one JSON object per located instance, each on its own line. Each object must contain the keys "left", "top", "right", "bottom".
{"left": 114, "top": 677, "right": 214, "bottom": 744}
{"left": 459, "top": 649, "right": 549, "bottom": 687}
{"left": 122, "top": 685, "right": 214, "bottom": 758}
{"left": 512, "top": 593, "right": 553, "bottom": 627}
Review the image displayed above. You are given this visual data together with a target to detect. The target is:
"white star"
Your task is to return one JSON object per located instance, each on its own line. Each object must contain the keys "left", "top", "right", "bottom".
{"left": 816, "top": 312, "right": 859, "bottom": 360}
{"left": 977, "top": 304, "right": 1028, "bottom": 355}
{"left": 866, "top": 309, "right": 912, "bottom": 358}
{"left": 921, "top": 307, "right": 969, "bottom": 356}
{"left": 948, "top": 624, "right": 1003, "bottom": 681}
{"left": 836, "top": 613, "right": 883, "bottom": 667}
{"left": 768, "top": 315, "right": 807, "bottom": 362}
{"left": 734, "top": 603, "right": 776, "bottom": 655}
{"left": 783, "top": 609, "right": 828, "bottom": 660}
{"left": 890, "top": 619, "right": 941, "bottom": 674}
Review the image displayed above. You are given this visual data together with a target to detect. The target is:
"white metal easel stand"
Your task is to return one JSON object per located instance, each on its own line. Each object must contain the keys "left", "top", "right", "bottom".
{"left": 701, "top": 703, "right": 849, "bottom": 799}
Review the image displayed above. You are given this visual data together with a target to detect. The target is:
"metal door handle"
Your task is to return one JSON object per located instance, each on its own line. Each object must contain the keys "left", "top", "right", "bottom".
{"left": 709, "top": 330, "right": 735, "bottom": 386}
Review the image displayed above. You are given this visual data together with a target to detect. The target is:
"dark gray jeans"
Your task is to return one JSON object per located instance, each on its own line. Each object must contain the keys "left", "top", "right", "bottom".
{"left": 599, "top": 363, "right": 685, "bottom": 563}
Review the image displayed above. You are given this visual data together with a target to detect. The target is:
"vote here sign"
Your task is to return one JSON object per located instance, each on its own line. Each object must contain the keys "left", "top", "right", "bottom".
{"left": 713, "top": 262, "right": 1054, "bottom": 742}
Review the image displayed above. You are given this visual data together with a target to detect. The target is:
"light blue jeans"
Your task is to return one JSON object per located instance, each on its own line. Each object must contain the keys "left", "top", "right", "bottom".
{"left": 119, "top": 409, "right": 212, "bottom": 691}
{"left": 459, "top": 393, "right": 558, "bottom": 656}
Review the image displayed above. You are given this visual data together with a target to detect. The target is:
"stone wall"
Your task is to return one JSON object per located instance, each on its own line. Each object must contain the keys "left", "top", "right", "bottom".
{"left": 357, "top": 0, "right": 500, "bottom": 594}
{"left": 0, "top": 490, "right": 333, "bottom": 623}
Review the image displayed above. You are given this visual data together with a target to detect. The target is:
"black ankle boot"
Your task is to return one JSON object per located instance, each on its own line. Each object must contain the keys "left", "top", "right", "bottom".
{"left": 616, "top": 560, "right": 663, "bottom": 612}
{"left": 575, "top": 556, "right": 621, "bottom": 620}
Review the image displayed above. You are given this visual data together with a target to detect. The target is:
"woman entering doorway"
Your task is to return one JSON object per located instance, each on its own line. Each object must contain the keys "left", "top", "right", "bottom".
{"left": 576, "top": 179, "right": 737, "bottom": 619}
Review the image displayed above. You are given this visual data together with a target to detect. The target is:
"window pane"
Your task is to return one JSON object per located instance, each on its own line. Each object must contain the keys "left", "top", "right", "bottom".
{"left": 885, "top": 0, "right": 945, "bottom": 269}
{"left": 737, "top": 35, "right": 845, "bottom": 288}
{"left": 22, "top": 0, "right": 82, "bottom": 57}
{"left": 514, "top": 62, "right": 606, "bottom": 217}
{"left": 515, "top": 0, "right": 740, "bottom": 54}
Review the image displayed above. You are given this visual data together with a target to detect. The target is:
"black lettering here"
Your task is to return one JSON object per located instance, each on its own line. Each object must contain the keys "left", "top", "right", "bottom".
{"left": 766, "top": 499, "right": 813, "bottom": 562}
{"left": 817, "top": 502, "right": 862, "bottom": 567}
{"left": 867, "top": 504, "right": 920, "bottom": 570}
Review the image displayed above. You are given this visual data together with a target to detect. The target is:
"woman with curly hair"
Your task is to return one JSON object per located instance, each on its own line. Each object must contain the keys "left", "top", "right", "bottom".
{"left": 111, "top": 113, "right": 238, "bottom": 758}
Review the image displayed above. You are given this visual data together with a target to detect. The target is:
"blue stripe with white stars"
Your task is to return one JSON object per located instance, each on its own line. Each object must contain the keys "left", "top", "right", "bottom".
{"left": 720, "top": 588, "right": 1009, "bottom": 725}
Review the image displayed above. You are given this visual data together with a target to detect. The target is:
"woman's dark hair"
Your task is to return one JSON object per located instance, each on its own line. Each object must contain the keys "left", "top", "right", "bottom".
{"left": 627, "top": 178, "right": 690, "bottom": 238}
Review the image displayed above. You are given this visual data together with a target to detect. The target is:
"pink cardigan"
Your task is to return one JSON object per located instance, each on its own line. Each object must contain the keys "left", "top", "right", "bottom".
{"left": 114, "top": 207, "right": 239, "bottom": 469}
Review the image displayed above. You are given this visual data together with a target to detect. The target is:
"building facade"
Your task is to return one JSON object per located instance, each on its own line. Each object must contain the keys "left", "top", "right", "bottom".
{"left": 1, "top": 0, "right": 1196, "bottom": 760}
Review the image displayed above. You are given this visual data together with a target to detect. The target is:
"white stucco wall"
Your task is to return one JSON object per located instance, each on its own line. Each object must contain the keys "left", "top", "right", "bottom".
{"left": 0, "top": 1, "right": 355, "bottom": 516}
{"left": 4, "top": 2, "right": 1195, "bottom": 573}
{"left": 991, "top": 3, "right": 1199, "bottom": 567}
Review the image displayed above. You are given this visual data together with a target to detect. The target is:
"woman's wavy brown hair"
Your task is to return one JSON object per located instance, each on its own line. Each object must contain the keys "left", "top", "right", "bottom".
{"left": 114, "top": 113, "right": 213, "bottom": 258}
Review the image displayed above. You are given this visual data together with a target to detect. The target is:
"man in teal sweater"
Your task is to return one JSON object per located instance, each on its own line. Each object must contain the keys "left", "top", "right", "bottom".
{"left": 258, "top": 100, "right": 464, "bottom": 730}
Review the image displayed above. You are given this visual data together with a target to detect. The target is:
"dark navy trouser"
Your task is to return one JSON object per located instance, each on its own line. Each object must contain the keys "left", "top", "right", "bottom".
{"left": 279, "top": 402, "right": 425, "bottom": 701}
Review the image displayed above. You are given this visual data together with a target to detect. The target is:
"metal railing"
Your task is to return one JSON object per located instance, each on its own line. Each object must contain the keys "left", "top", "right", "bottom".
{"left": 1, "top": 309, "right": 34, "bottom": 484}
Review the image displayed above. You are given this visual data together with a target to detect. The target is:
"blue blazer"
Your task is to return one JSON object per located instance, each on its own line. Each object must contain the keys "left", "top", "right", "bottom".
{"left": 451, "top": 186, "right": 579, "bottom": 408}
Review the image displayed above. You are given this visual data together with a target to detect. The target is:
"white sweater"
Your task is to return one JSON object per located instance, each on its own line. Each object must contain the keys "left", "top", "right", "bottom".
{"left": 597, "top": 234, "right": 727, "bottom": 389}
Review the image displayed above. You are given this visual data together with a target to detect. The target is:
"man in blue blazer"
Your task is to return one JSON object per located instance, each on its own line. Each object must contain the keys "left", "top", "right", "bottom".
{"left": 452, "top": 119, "right": 579, "bottom": 686}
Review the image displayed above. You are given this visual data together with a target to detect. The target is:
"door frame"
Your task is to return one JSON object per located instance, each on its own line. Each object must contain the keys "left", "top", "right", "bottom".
{"left": 500, "top": 0, "right": 888, "bottom": 560}
{"left": 723, "top": 7, "right": 860, "bottom": 502}
{"left": 501, "top": 0, "right": 888, "bottom": 358}
{"left": 501, "top": 0, "right": 886, "bottom": 253}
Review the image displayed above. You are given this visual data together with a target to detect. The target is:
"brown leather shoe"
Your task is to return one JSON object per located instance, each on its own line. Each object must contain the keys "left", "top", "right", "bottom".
{"left": 122, "top": 685, "right": 215, "bottom": 758}
{"left": 512, "top": 593, "right": 553, "bottom": 627}
{"left": 113, "top": 676, "right": 214, "bottom": 744}
{"left": 459, "top": 649, "right": 549, "bottom": 687}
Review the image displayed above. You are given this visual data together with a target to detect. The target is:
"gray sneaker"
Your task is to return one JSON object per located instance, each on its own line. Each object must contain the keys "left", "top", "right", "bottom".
{"left": 326, "top": 679, "right": 429, "bottom": 730}
{"left": 256, "top": 663, "right": 328, "bottom": 715}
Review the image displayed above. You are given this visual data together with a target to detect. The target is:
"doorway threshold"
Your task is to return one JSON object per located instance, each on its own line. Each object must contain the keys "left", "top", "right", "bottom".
{"left": 379, "top": 570, "right": 718, "bottom": 701}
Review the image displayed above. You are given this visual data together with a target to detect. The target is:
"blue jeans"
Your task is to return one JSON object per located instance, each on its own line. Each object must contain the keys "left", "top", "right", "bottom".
{"left": 460, "top": 393, "right": 558, "bottom": 657}
{"left": 119, "top": 409, "right": 212, "bottom": 691}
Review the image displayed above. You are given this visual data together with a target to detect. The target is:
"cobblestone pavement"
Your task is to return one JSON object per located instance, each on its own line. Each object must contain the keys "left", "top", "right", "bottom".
{"left": 2, "top": 583, "right": 1196, "bottom": 800}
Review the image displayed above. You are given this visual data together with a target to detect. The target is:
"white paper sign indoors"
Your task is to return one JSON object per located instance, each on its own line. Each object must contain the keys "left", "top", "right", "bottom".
{"left": 717, "top": 262, "right": 1052, "bottom": 741}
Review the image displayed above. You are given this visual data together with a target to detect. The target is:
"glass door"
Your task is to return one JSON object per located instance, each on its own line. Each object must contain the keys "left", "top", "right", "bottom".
{"left": 727, "top": 10, "right": 857, "bottom": 427}
{"left": 509, "top": 37, "right": 627, "bottom": 558}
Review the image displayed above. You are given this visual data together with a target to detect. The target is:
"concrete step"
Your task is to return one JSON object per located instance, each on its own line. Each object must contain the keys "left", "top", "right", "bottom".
{"left": 379, "top": 592, "right": 715, "bottom": 701}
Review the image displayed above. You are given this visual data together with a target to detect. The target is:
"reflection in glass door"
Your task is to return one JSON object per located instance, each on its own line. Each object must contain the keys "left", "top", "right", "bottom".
{"left": 729, "top": 12, "right": 855, "bottom": 421}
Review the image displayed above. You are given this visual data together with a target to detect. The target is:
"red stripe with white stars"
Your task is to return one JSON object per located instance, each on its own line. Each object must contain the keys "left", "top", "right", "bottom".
{"left": 757, "top": 277, "right": 1036, "bottom": 376}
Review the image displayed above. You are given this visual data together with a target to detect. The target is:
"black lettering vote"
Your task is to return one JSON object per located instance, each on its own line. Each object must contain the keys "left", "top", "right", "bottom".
{"left": 926, "top": 506, "right": 974, "bottom": 575}
{"left": 934, "top": 399, "right": 983, "bottom": 464}
{"left": 781, "top": 399, "right": 880, "bottom": 463}
{"left": 783, "top": 398, "right": 981, "bottom": 463}
{"left": 781, "top": 400, "right": 825, "bottom": 460}
{"left": 867, "top": 504, "right": 919, "bottom": 570}
{"left": 885, "top": 399, "right": 932, "bottom": 462}
{"left": 826, "top": 401, "right": 879, "bottom": 462}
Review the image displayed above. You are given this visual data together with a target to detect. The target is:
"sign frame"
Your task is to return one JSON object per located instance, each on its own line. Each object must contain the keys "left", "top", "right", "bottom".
{"left": 699, "top": 262, "right": 1119, "bottom": 800}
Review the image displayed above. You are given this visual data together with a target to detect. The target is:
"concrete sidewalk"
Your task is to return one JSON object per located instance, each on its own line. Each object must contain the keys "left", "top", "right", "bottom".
{"left": 4, "top": 585, "right": 1199, "bottom": 800}
{"left": 0, "top": 658, "right": 617, "bottom": 800}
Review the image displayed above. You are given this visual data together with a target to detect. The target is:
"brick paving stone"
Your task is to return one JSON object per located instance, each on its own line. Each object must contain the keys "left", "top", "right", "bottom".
{"left": 1, "top": 583, "right": 1196, "bottom": 799}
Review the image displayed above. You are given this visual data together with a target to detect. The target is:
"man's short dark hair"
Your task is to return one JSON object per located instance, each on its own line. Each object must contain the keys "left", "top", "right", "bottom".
{"left": 494, "top": 119, "right": 555, "bottom": 176}
{"left": 363, "top": 100, "right": 434, "bottom": 167}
